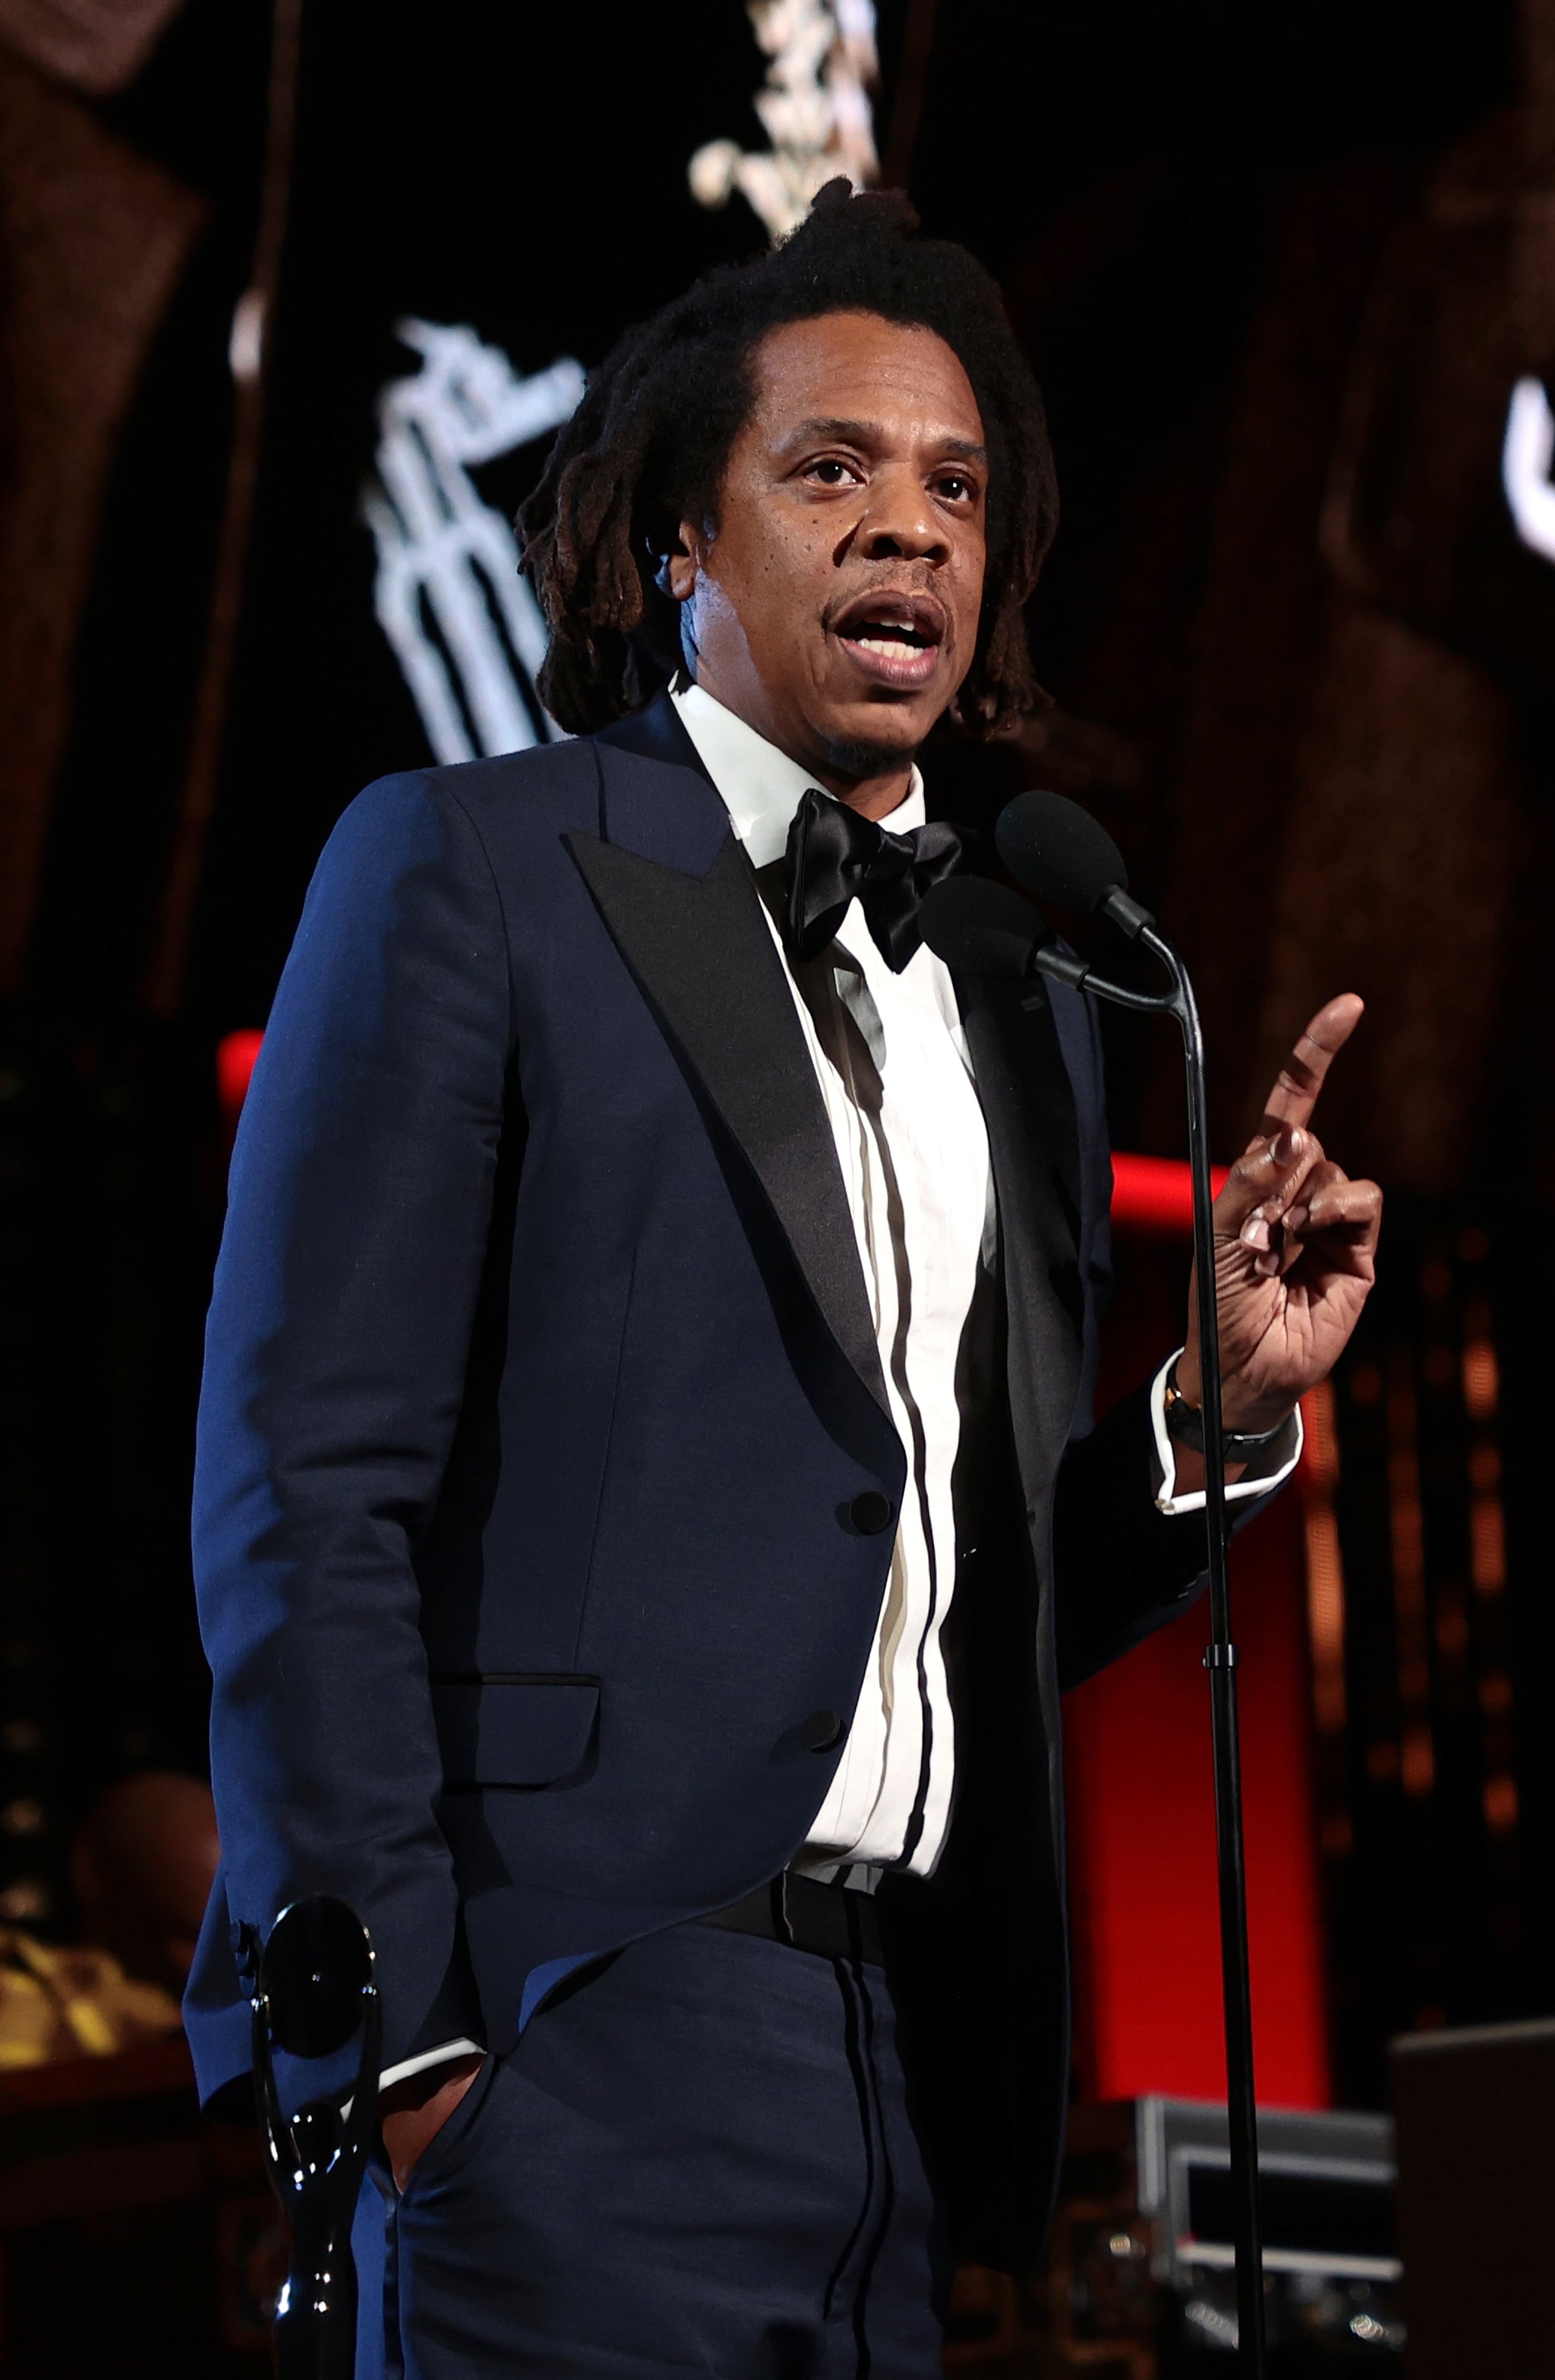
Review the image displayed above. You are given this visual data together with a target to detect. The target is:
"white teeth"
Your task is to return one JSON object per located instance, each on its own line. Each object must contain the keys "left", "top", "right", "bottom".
{"left": 847, "top": 619, "right": 935, "bottom": 651}
{"left": 858, "top": 635, "right": 919, "bottom": 657}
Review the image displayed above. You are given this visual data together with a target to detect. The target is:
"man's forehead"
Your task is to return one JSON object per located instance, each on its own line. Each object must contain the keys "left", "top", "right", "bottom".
{"left": 746, "top": 312, "right": 985, "bottom": 444}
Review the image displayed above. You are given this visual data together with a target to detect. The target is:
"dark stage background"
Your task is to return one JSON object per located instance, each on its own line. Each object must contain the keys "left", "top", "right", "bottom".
{"left": 1, "top": 0, "right": 1550, "bottom": 2174}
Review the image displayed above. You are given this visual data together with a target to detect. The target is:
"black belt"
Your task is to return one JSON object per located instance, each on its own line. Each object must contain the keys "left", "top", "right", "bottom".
{"left": 696, "top": 1872, "right": 884, "bottom": 1967}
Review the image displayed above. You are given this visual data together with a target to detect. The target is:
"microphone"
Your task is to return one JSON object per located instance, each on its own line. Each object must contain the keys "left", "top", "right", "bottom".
{"left": 994, "top": 789, "right": 1155, "bottom": 941}
{"left": 919, "top": 875, "right": 1169, "bottom": 1013}
{"left": 918, "top": 876, "right": 1058, "bottom": 982}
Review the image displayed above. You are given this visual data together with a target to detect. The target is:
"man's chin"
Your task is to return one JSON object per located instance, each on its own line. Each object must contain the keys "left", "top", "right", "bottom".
{"left": 812, "top": 703, "right": 938, "bottom": 783}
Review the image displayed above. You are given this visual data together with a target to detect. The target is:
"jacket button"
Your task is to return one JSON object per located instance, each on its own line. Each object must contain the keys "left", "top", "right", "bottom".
{"left": 847, "top": 1490, "right": 894, "bottom": 1536}
{"left": 801, "top": 1710, "right": 845, "bottom": 1754}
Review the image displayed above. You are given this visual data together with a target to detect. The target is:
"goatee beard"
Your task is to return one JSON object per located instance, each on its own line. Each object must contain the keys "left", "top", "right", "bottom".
{"left": 816, "top": 729, "right": 920, "bottom": 784}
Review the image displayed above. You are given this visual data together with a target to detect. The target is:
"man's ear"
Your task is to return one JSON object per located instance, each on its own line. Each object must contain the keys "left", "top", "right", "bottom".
{"left": 656, "top": 519, "right": 703, "bottom": 604}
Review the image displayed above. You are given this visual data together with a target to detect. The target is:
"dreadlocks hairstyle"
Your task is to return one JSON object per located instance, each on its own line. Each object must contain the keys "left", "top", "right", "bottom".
{"left": 519, "top": 181, "right": 1058, "bottom": 738}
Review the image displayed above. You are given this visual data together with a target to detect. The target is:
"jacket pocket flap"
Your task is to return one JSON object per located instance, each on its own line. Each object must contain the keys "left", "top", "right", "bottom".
{"left": 431, "top": 1675, "right": 600, "bottom": 1787}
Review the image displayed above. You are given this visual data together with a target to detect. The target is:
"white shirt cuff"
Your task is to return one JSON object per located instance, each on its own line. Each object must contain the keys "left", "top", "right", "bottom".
{"left": 1149, "top": 1348, "right": 1303, "bottom": 1515}
{"left": 379, "top": 2038, "right": 485, "bottom": 2094}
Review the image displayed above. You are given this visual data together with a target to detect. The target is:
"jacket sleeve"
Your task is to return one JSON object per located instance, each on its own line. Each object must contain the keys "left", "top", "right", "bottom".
{"left": 194, "top": 771, "right": 511, "bottom": 2073}
{"left": 1047, "top": 992, "right": 1282, "bottom": 1691}
{"left": 1051, "top": 1381, "right": 1225, "bottom": 1689}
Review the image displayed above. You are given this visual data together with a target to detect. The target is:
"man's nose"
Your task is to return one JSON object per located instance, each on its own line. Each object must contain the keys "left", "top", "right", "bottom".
{"left": 855, "top": 470, "right": 949, "bottom": 565}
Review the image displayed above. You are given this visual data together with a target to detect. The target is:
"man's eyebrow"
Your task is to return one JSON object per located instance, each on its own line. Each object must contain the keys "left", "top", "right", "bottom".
{"left": 781, "top": 415, "right": 880, "bottom": 449}
{"left": 778, "top": 416, "right": 989, "bottom": 464}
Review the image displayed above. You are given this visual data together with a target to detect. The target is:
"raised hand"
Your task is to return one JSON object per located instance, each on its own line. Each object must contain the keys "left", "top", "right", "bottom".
{"left": 1177, "top": 995, "right": 1382, "bottom": 1436}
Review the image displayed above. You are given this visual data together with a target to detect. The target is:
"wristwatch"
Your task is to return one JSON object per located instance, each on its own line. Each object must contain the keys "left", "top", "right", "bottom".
{"left": 1162, "top": 1358, "right": 1292, "bottom": 1464}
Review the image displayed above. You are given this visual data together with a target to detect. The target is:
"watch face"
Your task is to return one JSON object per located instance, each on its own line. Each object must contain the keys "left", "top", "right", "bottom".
{"left": 1165, "top": 1390, "right": 1204, "bottom": 1452}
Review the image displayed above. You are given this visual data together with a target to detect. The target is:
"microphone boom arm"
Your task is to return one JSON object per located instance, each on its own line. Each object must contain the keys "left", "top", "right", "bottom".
{"left": 1030, "top": 943, "right": 1175, "bottom": 1016}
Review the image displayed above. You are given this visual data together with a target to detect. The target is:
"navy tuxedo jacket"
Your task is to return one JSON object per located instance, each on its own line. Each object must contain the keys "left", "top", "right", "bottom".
{"left": 188, "top": 695, "right": 1227, "bottom": 2269}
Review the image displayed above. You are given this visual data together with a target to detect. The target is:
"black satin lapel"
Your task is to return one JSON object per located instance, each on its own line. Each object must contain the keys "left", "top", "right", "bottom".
{"left": 960, "top": 975, "right": 1087, "bottom": 1494}
{"left": 566, "top": 826, "right": 890, "bottom": 1419}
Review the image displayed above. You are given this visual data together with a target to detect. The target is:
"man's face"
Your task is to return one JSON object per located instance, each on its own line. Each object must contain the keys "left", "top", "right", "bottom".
{"left": 670, "top": 310, "right": 988, "bottom": 784}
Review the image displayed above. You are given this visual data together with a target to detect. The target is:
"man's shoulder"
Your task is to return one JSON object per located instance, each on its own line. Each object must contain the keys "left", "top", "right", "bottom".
{"left": 384, "top": 735, "right": 600, "bottom": 836}
{"left": 333, "top": 695, "right": 723, "bottom": 905}
{"left": 325, "top": 740, "right": 604, "bottom": 899}
{"left": 351, "top": 693, "right": 710, "bottom": 850}
{"left": 298, "top": 744, "right": 606, "bottom": 938}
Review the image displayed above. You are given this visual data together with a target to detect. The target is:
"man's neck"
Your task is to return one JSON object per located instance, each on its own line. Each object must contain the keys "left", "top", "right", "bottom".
{"left": 686, "top": 672, "right": 917, "bottom": 821}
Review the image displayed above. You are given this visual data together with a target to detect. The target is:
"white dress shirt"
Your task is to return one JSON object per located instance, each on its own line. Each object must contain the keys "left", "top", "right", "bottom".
{"left": 673, "top": 682, "right": 990, "bottom": 1881}
{"left": 670, "top": 684, "right": 1302, "bottom": 1883}
{"left": 379, "top": 683, "right": 1301, "bottom": 2087}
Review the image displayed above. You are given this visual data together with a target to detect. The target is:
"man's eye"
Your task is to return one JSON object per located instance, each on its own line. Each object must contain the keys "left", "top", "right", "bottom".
{"left": 807, "top": 458, "right": 855, "bottom": 484}
{"left": 935, "top": 474, "right": 976, "bottom": 503}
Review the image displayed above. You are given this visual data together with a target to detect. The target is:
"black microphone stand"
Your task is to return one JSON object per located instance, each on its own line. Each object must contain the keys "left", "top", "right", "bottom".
{"left": 1034, "top": 922, "right": 1267, "bottom": 2377}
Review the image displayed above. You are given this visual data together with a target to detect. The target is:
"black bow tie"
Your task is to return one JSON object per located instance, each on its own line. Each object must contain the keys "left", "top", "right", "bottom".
{"left": 783, "top": 786, "right": 963, "bottom": 973}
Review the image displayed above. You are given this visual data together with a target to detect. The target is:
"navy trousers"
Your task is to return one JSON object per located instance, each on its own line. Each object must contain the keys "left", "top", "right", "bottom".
{"left": 352, "top": 1921, "right": 951, "bottom": 2377}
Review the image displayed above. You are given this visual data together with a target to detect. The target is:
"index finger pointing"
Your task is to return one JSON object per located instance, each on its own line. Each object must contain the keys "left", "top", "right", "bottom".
{"left": 1257, "top": 994, "right": 1364, "bottom": 1138}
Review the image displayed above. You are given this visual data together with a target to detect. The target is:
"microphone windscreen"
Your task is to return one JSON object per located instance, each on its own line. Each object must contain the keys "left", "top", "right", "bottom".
{"left": 995, "top": 790, "right": 1128, "bottom": 913}
{"left": 919, "top": 876, "right": 1049, "bottom": 979}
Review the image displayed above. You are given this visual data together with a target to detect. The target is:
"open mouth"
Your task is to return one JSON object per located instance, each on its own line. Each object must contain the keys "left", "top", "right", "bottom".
{"left": 831, "top": 591, "right": 948, "bottom": 689}
{"left": 849, "top": 618, "right": 937, "bottom": 657}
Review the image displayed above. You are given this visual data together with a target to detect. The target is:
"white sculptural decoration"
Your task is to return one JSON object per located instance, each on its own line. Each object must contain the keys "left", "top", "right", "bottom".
{"left": 689, "top": 0, "right": 880, "bottom": 242}
{"left": 367, "top": 320, "right": 585, "bottom": 764}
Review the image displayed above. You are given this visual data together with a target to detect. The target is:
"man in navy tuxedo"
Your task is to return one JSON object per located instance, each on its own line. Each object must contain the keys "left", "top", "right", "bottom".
{"left": 187, "top": 185, "right": 1381, "bottom": 2375}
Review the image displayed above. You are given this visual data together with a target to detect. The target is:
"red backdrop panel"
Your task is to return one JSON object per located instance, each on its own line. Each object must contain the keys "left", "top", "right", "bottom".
{"left": 1064, "top": 1484, "right": 1329, "bottom": 2107}
{"left": 1064, "top": 1189, "right": 1331, "bottom": 2110}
